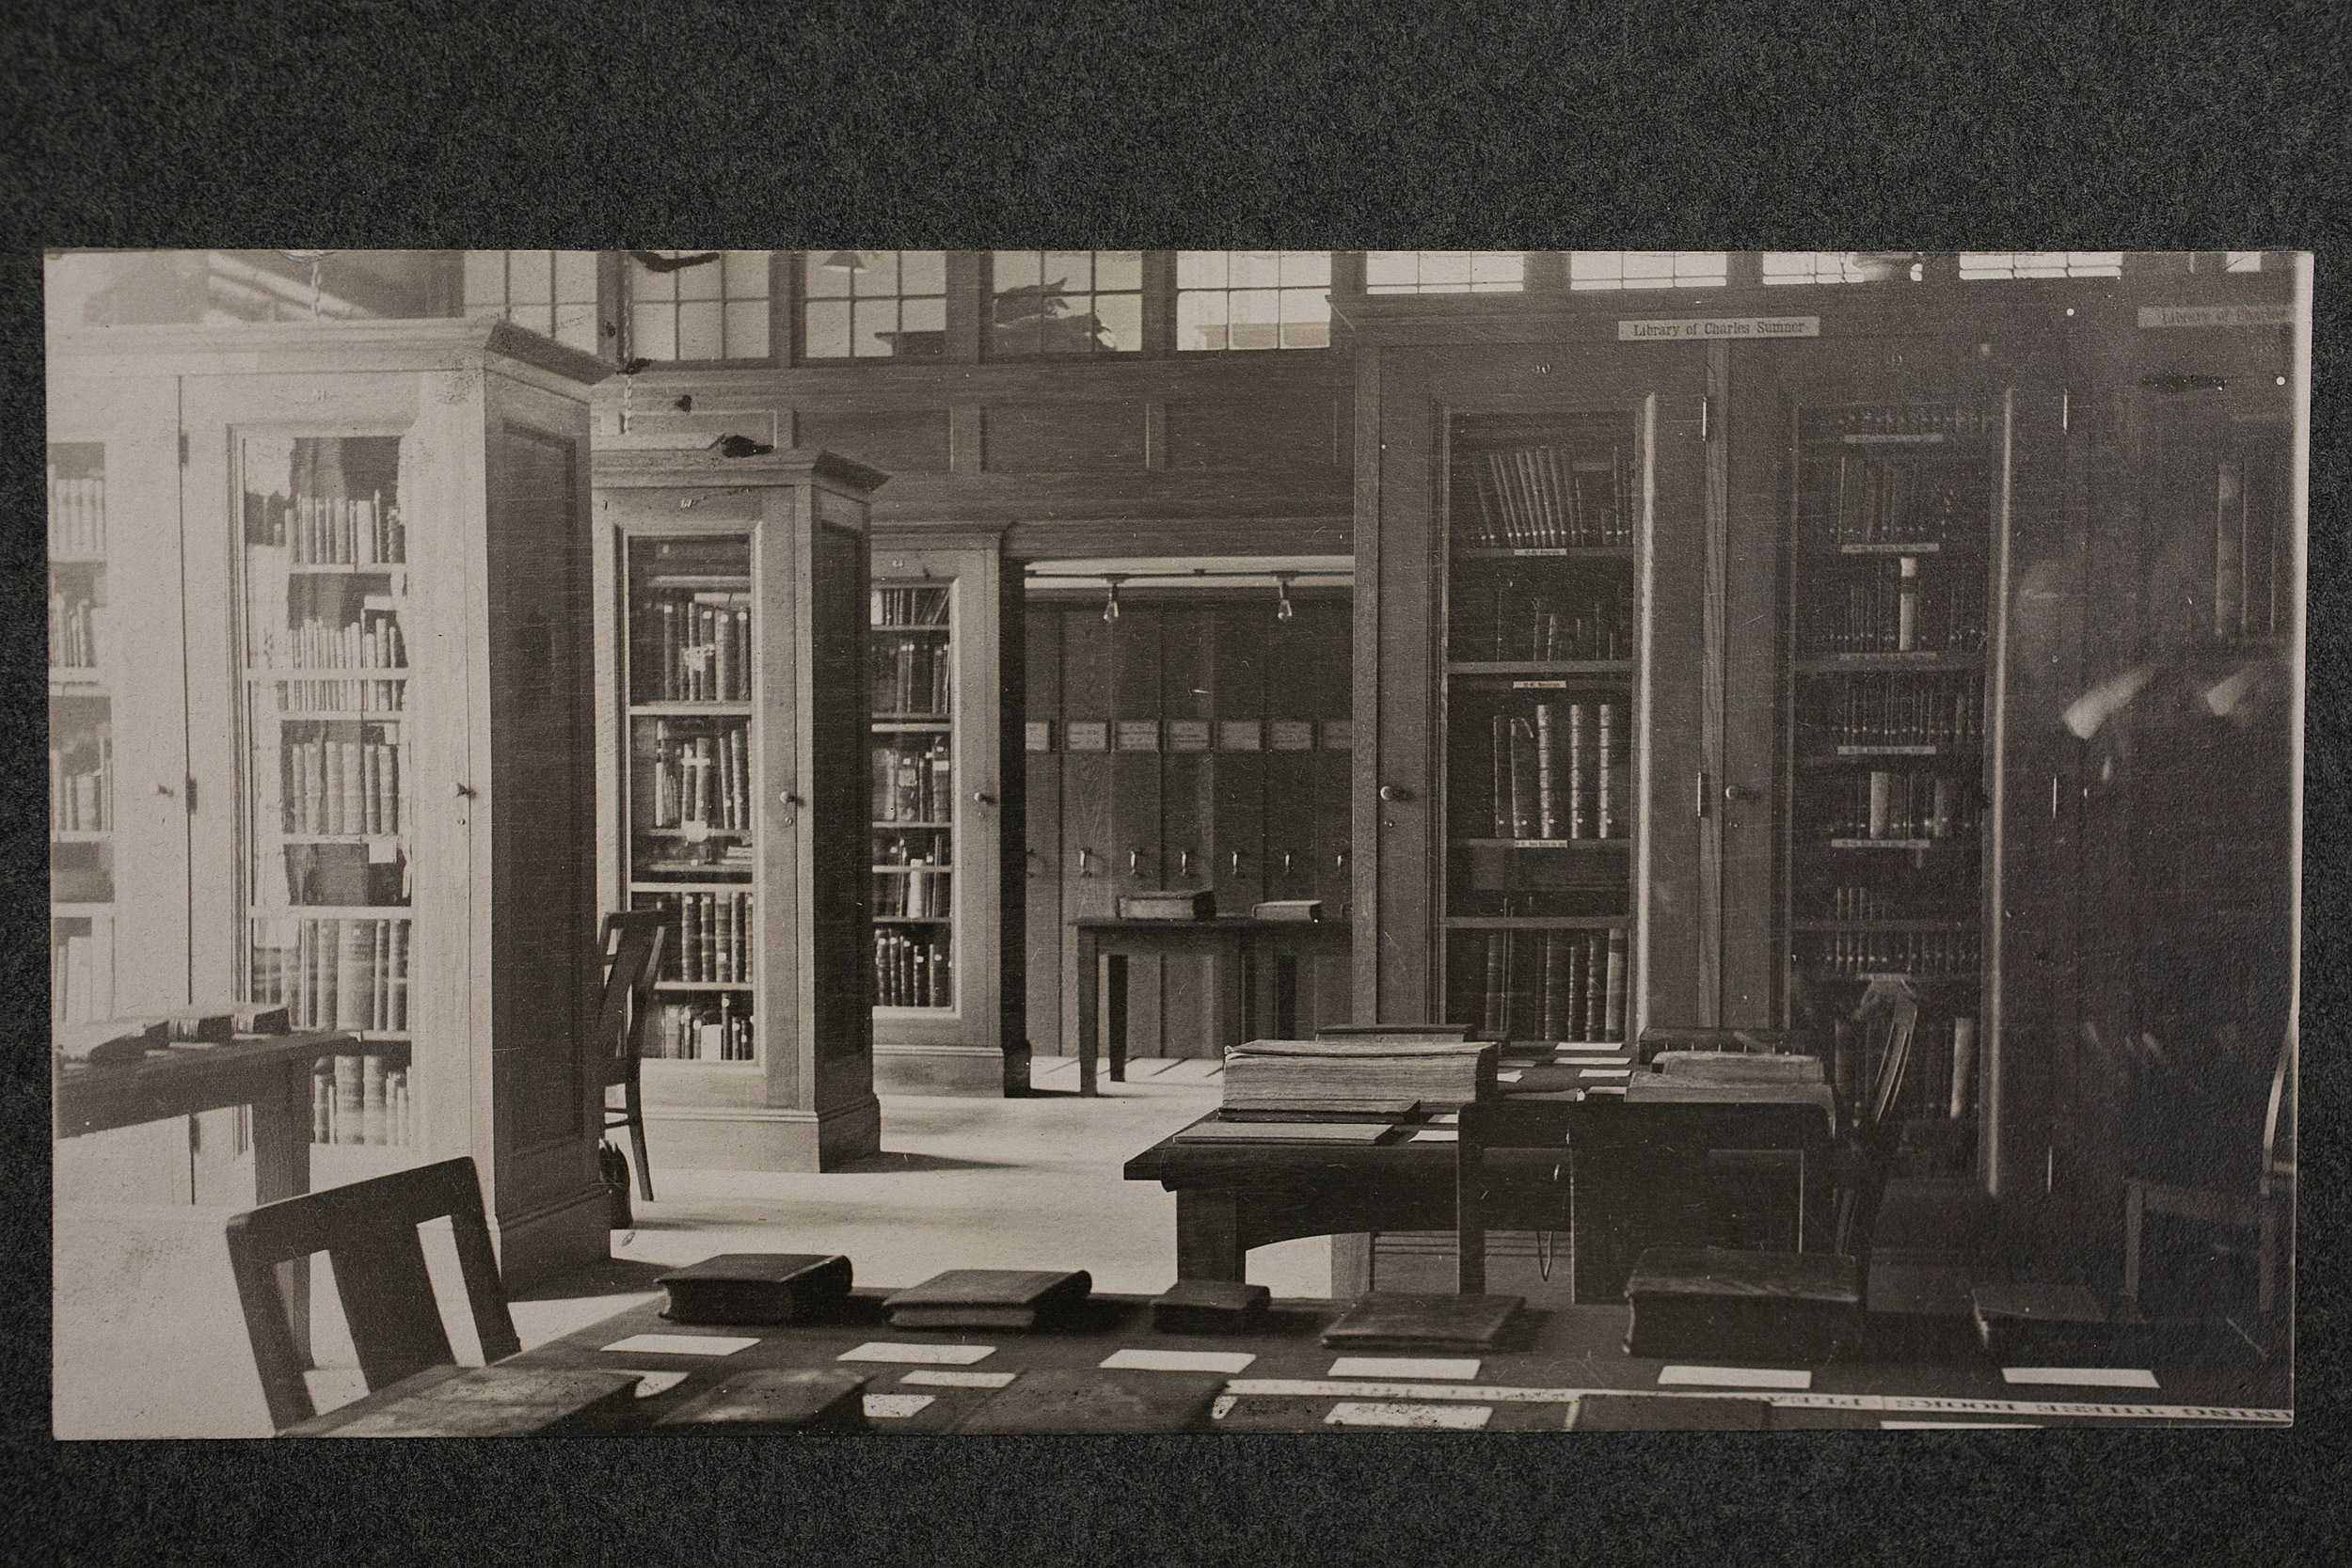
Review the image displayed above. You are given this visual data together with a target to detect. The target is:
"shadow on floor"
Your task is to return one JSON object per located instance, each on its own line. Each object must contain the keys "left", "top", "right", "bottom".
{"left": 509, "top": 1255, "right": 675, "bottom": 1301}
{"left": 831, "top": 1149, "right": 1018, "bottom": 1174}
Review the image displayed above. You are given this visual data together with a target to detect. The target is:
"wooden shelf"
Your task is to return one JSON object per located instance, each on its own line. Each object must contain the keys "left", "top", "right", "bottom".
{"left": 49, "top": 669, "right": 105, "bottom": 689}
{"left": 1454, "top": 837, "right": 1629, "bottom": 850}
{"left": 246, "top": 667, "right": 411, "bottom": 680}
{"left": 656, "top": 981, "right": 754, "bottom": 992}
{"left": 629, "top": 702, "right": 751, "bottom": 717}
{"left": 1446, "top": 915, "right": 1629, "bottom": 930}
{"left": 262, "top": 710, "right": 409, "bottom": 721}
{"left": 871, "top": 625, "right": 950, "bottom": 635}
{"left": 1447, "top": 661, "right": 1634, "bottom": 680}
{"left": 1454, "top": 546, "right": 1636, "bottom": 562}
{"left": 282, "top": 562, "right": 408, "bottom": 576}
{"left": 47, "top": 553, "right": 108, "bottom": 567}
{"left": 1791, "top": 918, "right": 1975, "bottom": 933}
{"left": 629, "top": 875, "right": 754, "bottom": 889}
{"left": 252, "top": 904, "right": 413, "bottom": 918}
{"left": 644, "top": 574, "right": 750, "bottom": 591}
{"left": 873, "top": 820, "right": 954, "bottom": 831}
{"left": 871, "top": 720, "right": 951, "bottom": 732}
{"left": 1803, "top": 971, "right": 1981, "bottom": 985}
{"left": 1802, "top": 431, "right": 1984, "bottom": 448}
{"left": 872, "top": 863, "right": 952, "bottom": 872}
{"left": 1826, "top": 837, "right": 1964, "bottom": 851}
{"left": 1797, "top": 652, "right": 1983, "bottom": 673}
{"left": 640, "top": 826, "right": 753, "bottom": 840}
{"left": 875, "top": 914, "right": 953, "bottom": 925}
{"left": 272, "top": 832, "right": 406, "bottom": 846}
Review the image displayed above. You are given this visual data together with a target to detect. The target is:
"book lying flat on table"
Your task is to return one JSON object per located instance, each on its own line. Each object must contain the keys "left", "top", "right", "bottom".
{"left": 654, "top": 1370, "right": 871, "bottom": 1433}
{"left": 882, "top": 1269, "right": 1092, "bottom": 1331}
{"left": 1117, "top": 890, "right": 1216, "bottom": 920}
{"left": 1320, "top": 1292, "right": 1524, "bottom": 1353}
{"left": 1651, "top": 1051, "right": 1825, "bottom": 1084}
{"left": 291, "top": 1366, "right": 644, "bottom": 1438}
{"left": 1152, "top": 1280, "right": 1271, "bottom": 1334}
{"left": 958, "top": 1369, "right": 1228, "bottom": 1433}
{"left": 1173, "top": 1120, "right": 1393, "bottom": 1145}
{"left": 1315, "top": 1022, "right": 1470, "bottom": 1039}
{"left": 1249, "top": 899, "right": 1324, "bottom": 922}
{"left": 53, "top": 1018, "right": 168, "bottom": 1066}
{"left": 1223, "top": 1038, "right": 1498, "bottom": 1111}
{"left": 658, "top": 1254, "right": 854, "bottom": 1326}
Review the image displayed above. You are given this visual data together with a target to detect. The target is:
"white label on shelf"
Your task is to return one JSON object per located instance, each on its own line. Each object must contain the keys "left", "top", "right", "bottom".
{"left": 837, "top": 1341, "right": 996, "bottom": 1365}
{"left": 2001, "top": 1368, "right": 2159, "bottom": 1388}
{"left": 2137, "top": 303, "right": 2295, "bottom": 329}
{"left": 1065, "top": 721, "right": 1109, "bottom": 752}
{"left": 1166, "top": 721, "right": 1212, "bottom": 752}
{"left": 1328, "top": 1357, "right": 1481, "bottom": 1381}
{"left": 1269, "top": 721, "right": 1316, "bottom": 752}
{"left": 599, "top": 1333, "right": 759, "bottom": 1357}
{"left": 862, "top": 1393, "right": 936, "bottom": 1418}
{"left": 1117, "top": 721, "right": 1162, "bottom": 752}
{"left": 1025, "top": 721, "right": 1054, "bottom": 752}
{"left": 1496, "top": 1070, "right": 1524, "bottom": 1084}
{"left": 1619, "top": 315, "right": 1820, "bottom": 341}
{"left": 1659, "top": 1366, "right": 1813, "bottom": 1389}
{"left": 1326, "top": 1401, "right": 1492, "bottom": 1430}
{"left": 898, "top": 1370, "right": 1016, "bottom": 1388}
{"left": 1100, "top": 1348, "right": 1257, "bottom": 1373}
{"left": 1217, "top": 721, "right": 1263, "bottom": 752}
{"left": 1512, "top": 680, "right": 1570, "bottom": 690}
{"left": 1508, "top": 547, "right": 1569, "bottom": 558}
{"left": 1211, "top": 1394, "right": 1239, "bottom": 1419}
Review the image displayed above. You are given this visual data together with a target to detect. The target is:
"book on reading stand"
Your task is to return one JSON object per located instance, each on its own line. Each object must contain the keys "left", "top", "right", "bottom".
{"left": 882, "top": 1268, "right": 1092, "bottom": 1330}
{"left": 1320, "top": 1292, "right": 1523, "bottom": 1352}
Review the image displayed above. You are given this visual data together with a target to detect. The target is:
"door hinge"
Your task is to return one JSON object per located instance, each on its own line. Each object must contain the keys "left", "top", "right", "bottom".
{"left": 1695, "top": 769, "right": 1712, "bottom": 818}
{"left": 179, "top": 431, "right": 190, "bottom": 467}
{"left": 1700, "top": 394, "right": 1711, "bottom": 442}
{"left": 185, "top": 776, "right": 198, "bottom": 814}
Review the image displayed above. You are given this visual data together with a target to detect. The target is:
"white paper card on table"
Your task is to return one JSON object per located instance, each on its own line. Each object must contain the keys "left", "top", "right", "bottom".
{"left": 1210, "top": 1394, "right": 1239, "bottom": 1420}
{"left": 837, "top": 1341, "right": 997, "bottom": 1365}
{"left": 600, "top": 1333, "right": 760, "bottom": 1357}
{"left": 1326, "top": 1401, "right": 1492, "bottom": 1430}
{"left": 1580, "top": 1069, "right": 1632, "bottom": 1079}
{"left": 1882, "top": 1420, "right": 2041, "bottom": 1429}
{"left": 1584, "top": 1085, "right": 1629, "bottom": 1097}
{"left": 1100, "top": 1348, "right": 1257, "bottom": 1374}
{"left": 899, "top": 1369, "right": 1017, "bottom": 1388}
{"left": 1659, "top": 1365, "right": 1814, "bottom": 1390}
{"left": 1496, "top": 1070, "right": 1524, "bottom": 1084}
{"left": 1328, "top": 1356, "right": 1481, "bottom": 1381}
{"left": 609, "top": 1370, "right": 691, "bottom": 1399}
{"left": 1430, "top": 1112, "right": 1459, "bottom": 1125}
{"left": 2001, "top": 1367, "right": 2159, "bottom": 1388}
{"left": 1410, "top": 1129, "right": 1458, "bottom": 1144}
{"left": 863, "top": 1394, "right": 936, "bottom": 1418}
{"left": 1549, "top": 1045, "right": 1627, "bottom": 1055}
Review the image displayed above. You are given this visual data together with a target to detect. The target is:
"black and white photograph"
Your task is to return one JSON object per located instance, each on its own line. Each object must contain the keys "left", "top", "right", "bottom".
{"left": 44, "top": 246, "right": 2305, "bottom": 1441}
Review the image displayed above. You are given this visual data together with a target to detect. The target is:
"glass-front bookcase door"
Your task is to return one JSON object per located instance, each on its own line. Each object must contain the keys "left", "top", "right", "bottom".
{"left": 624, "top": 531, "right": 759, "bottom": 1064}
{"left": 237, "top": 434, "right": 419, "bottom": 1151}
{"left": 870, "top": 577, "right": 957, "bottom": 1016}
{"left": 49, "top": 440, "right": 117, "bottom": 1025}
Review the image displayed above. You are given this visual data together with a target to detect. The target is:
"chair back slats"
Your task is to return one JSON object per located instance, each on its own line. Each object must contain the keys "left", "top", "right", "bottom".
{"left": 224, "top": 1156, "right": 517, "bottom": 1432}
{"left": 595, "top": 911, "right": 668, "bottom": 1084}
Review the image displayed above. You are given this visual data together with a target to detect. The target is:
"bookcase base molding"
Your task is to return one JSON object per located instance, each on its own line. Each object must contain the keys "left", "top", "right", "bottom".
{"left": 873, "top": 1041, "right": 1029, "bottom": 1097}
{"left": 639, "top": 1096, "right": 883, "bottom": 1174}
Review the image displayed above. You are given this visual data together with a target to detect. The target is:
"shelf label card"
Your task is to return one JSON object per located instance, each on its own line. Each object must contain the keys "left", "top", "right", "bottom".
{"left": 1166, "top": 721, "right": 1212, "bottom": 752}
{"left": 1620, "top": 315, "right": 1820, "bottom": 342}
{"left": 2001, "top": 1367, "right": 2159, "bottom": 1388}
{"left": 1269, "top": 721, "right": 1317, "bottom": 752}
{"left": 1217, "top": 721, "right": 1263, "bottom": 752}
{"left": 1513, "top": 680, "right": 1569, "bottom": 690}
{"left": 1320, "top": 720, "right": 1352, "bottom": 751}
{"left": 1116, "top": 721, "right": 1162, "bottom": 752}
{"left": 1064, "top": 721, "right": 1109, "bottom": 752}
{"left": 1025, "top": 721, "right": 1054, "bottom": 752}
{"left": 2137, "top": 303, "right": 2295, "bottom": 329}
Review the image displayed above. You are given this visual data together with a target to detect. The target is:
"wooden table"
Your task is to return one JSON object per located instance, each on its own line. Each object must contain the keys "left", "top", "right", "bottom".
{"left": 1123, "top": 1079, "right": 1835, "bottom": 1295}
{"left": 284, "top": 1286, "right": 2290, "bottom": 1433}
{"left": 1073, "top": 917, "right": 1350, "bottom": 1096}
{"left": 55, "top": 1030, "right": 360, "bottom": 1364}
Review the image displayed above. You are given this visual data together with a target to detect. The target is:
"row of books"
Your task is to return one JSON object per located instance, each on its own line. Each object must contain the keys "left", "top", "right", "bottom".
{"left": 639, "top": 892, "right": 755, "bottom": 984}
{"left": 1824, "top": 884, "right": 1965, "bottom": 922}
{"left": 1808, "top": 930, "right": 1981, "bottom": 978}
{"left": 254, "top": 607, "right": 407, "bottom": 672}
{"left": 50, "top": 727, "right": 112, "bottom": 832}
{"left": 1461, "top": 583, "right": 1635, "bottom": 663}
{"left": 873, "top": 587, "right": 950, "bottom": 626}
{"left": 651, "top": 593, "right": 753, "bottom": 704}
{"left": 49, "top": 592, "right": 102, "bottom": 669}
{"left": 1806, "top": 404, "right": 1994, "bottom": 439}
{"left": 1457, "top": 444, "right": 1635, "bottom": 549}
{"left": 1221, "top": 1038, "right": 1495, "bottom": 1111}
{"left": 872, "top": 741, "right": 954, "bottom": 825}
{"left": 1488, "top": 704, "right": 1625, "bottom": 840}
{"left": 876, "top": 929, "right": 951, "bottom": 1007}
{"left": 243, "top": 488, "right": 407, "bottom": 565}
{"left": 873, "top": 634, "right": 950, "bottom": 716}
{"left": 650, "top": 997, "right": 755, "bottom": 1060}
{"left": 1805, "top": 567, "right": 1983, "bottom": 655}
{"left": 1826, "top": 771, "right": 1979, "bottom": 842}
{"left": 1816, "top": 673, "right": 1982, "bottom": 748}
{"left": 1799, "top": 453, "right": 1987, "bottom": 547}
{"left": 48, "top": 467, "right": 106, "bottom": 556}
{"left": 249, "top": 917, "right": 412, "bottom": 1033}
{"left": 1832, "top": 1008, "right": 1978, "bottom": 1127}
{"left": 50, "top": 927, "right": 112, "bottom": 1024}
{"left": 310, "top": 1055, "right": 414, "bottom": 1147}
{"left": 874, "top": 866, "right": 951, "bottom": 918}
{"left": 262, "top": 677, "right": 409, "bottom": 715}
{"left": 646, "top": 722, "right": 752, "bottom": 832}
{"left": 1476, "top": 928, "right": 1629, "bottom": 1044}
{"left": 2213, "top": 457, "right": 2285, "bottom": 643}
{"left": 278, "top": 734, "right": 405, "bottom": 836}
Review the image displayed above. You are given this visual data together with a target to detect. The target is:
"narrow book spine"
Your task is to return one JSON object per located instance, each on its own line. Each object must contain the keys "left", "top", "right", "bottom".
{"left": 1534, "top": 705, "right": 1559, "bottom": 840}
{"left": 1603, "top": 928, "right": 1629, "bottom": 1042}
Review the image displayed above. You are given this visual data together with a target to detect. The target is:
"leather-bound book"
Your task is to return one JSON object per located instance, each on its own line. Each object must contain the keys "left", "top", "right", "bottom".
{"left": 958, "top": 1369, "right": 1227, "bottom": 1434}
{"left": 290, "top": 1366, "right": 644, "bottom": 1438}
{"left": 882, "top": 1268, "right": 1092, "bottom": 1331}
{"left": 657, "top": 1253, "right": 854, "bottom": 1326}
{"left": 1151, "top": 1280, "right": 1271, "bottom": 1334}
{"left": 1118, "top": 890, "right": 1216, "bottom": 920}
{"left": 1624, "top": 1246, "right": 1863, "bottom": 1363}
{"left": 654, "top": 1370, "right": 871, "bottom": 1434}
{"left": 1320, "top": 1292, "right": 1523, "bottom": 1353}
{"left": 1570, "top": 1394, "right": 1772, "bottom": 1431}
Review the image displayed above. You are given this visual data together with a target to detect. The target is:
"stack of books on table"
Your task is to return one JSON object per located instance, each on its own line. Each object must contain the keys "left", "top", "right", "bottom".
{"left": 1221, "top": 1037, "right": 1498, "bottom": 1111}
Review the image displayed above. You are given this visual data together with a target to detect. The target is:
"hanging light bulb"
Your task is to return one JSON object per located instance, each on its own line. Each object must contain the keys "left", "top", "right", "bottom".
{"left": 1273, "top": 571, "right": 1296, "bottom": 623}
{"left": 1102, "top": 574, "right": 1126, "bottom": 623}
{"left": 821, "top": 250, "right": 869, "bottom": 273}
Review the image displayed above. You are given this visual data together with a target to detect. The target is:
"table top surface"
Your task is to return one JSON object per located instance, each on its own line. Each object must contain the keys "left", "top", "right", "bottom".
{"left": 1073, "top": 916, "right": 1351, "bottom": 933}
{"left": 55, "top": 1030, "right": 361, "bottom": 1136}
{"left": 326, "top": 1286, "right": 2288, "bottom": 1433}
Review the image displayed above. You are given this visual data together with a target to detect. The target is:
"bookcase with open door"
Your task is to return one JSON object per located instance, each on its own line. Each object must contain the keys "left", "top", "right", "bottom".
{"left": 56, "top": 319, "right": 612, "bottom": 1290}
{"left": 596, "top": 444, "right": 886, "bottom": 1170}
{"left": 867, "top": 529, "right": 1027, "bottom": 1096}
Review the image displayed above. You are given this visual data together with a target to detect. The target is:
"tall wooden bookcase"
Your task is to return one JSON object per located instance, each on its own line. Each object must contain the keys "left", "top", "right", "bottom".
{"left": 49, "top": 319, "right": 612, "bottom": 1289}
{"left": 867, "top": 528, "right": 1027, "bottom": 1095}
{"left": 594, "top": 444, "right": 885, "bottom": 1171}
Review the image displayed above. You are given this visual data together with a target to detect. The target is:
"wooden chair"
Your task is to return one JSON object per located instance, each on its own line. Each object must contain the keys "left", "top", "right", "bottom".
{"left": 596, "top": 910, "right": 668, "bottom": 1203}
{"left": 2123, "top": 1034, "right": 2296, "bottom": 1316}
{"left": 225, "top": 1156, "right": 521, "bottom": 1432}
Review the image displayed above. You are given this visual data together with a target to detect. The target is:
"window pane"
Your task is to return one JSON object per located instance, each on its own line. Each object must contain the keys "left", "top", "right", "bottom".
{"left": 1229, "top": 251, "right": 1282, "bottom": 289}
{"left": 631, "top": 261, "right": 674, "bottom": 302}
{"left": 1178, "top": 290, "right": 1227, "bottom": 351}
{"left": 554, "top": 250, "right": 599, "bottom": 303}
{"left": 1042, "top": 251, "right": 1093, "bottom": 293}
{"left": 632, "top": 304, "right": 676, "bottom": 360}
{"left": 1177, "top": 250, "right": 1227, "bottom": 289}
{"left": 804, "top": 298, "right": 851, "bottom": 358}
{"left": 723, "top": 299, "right": 769, "bottom": 360}
{"left": 1420, "top": 252, "right": 1473, "bottom": 288}
{"left": 509, "top": 251, "right": 554, "bottom": 304}
{"left": 723, "top": 250, "right": 771, "bottom": 300}
{"left": 1093, "top": 293, "right": 1140, "bottom": 353}
{"left": 1279, "top": 287, "right": 1331, "bottom": 326}
{"left": 1280, "top": 319, "right": 1330, "bottom": 350}
{"left": 552, "top": 302, "right": 599, "bottom": 354}
{"left": 896, "top": 295, "right": 945, "bottom": 356}
{"left": 899, "top": 250, "right": 946, "bottom": 294}
{"left": 1470, "top": 252, "right": 1525, "bottom": 286}
{"left": 2225, "top": 250, "right": 2264, "bottom": 273}
{"left": 1280, "top": 251, "right": 1331, "bottom": 287}
{"left": 1231, "top": 288, "right": 1282, "bottom": 325}
{"left": 676, "top": 255, "right": 723, "bottom": 302}
{"left": 1363, "top": 251, "right": 1419, "bottom": 289}
{"left": 804, "top": 250, "right": 853, "bottom": 297}
{"left": 1094, "top": 251, "right": 1142, "bottom": 293}
{"left": 462, "top": 250, "right": 505, "bottom": 310}
{"left": 852, "top": 297, "right": 898, "bottom": 357}
{"left": 993, "top": 250, "right": 1041, "bottom": 291}
{"left": 859, "top": 249, "right": 898, "bottom": 296}
{"left": 676, "top": 300, "right": 723, "bottom": 359}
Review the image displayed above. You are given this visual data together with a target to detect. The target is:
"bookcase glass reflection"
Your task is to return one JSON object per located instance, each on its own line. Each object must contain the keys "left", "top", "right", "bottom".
{"left": 1442, "top": 410, "right": 1640, "bottom": 1046}
{"left": 1784, "top": 400, "right": 2005, "bottom": 1147}
{"left": 50, "top": 441, "right": 116, "bottom": 1026}
{"left": 871, "top": 580, "right": 955, "bottom": 1013}
{"left": 625, "top": 533, "right": 758, "bottom": 1063}
{"left": 236, "top": 434, "right": 418, "bottom": 1149}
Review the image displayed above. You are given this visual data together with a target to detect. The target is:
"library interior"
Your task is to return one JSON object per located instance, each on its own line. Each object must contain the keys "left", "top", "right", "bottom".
{"left": 45, "top": 248, "right": 2302, "bottom": 1436}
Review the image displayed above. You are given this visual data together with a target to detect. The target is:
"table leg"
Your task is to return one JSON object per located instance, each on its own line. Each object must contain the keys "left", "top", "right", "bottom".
{"left": 1175, "top": 1188, "right": 1248, "bottom": 1281}
{"left": 250, "top": 1060, "right": 315, "bottom": 1369}
{"left": 1239, "top": 938, "right": 1260, "bottom": 1046}
{"left": 1107, "top": 955, "right": 1129, "bottom": 1083}
{"left": 1076, "top": 929, "right": 1099, "bottom": 1098}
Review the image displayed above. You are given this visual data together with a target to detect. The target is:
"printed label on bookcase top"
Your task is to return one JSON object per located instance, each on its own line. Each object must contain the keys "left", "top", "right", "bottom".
{"left": 1618, "top": 315, "right": 1820, "bottom": 341}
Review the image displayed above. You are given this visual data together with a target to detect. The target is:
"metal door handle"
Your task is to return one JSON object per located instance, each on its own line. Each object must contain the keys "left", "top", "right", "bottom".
{"left": 1379, "top": 784, "right": 1413, "bottom": 802}
{"left": 971, "top": 790, "right": 995, "bottom": 806}
{"left": 1078, "top": 847, "right": 1096, "bottom": 878}
{"left": 1231, "top": 850, "right": 1242, "bottom": 876}
{"left": 1130, "top": 847, "right": 1146, "bottom": 877}
{"left": 1281, "top": 851, "right": 1293, "bottom": 876}
{"left": 1179, "top": 848, "right": 1193, "bottom": 879}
